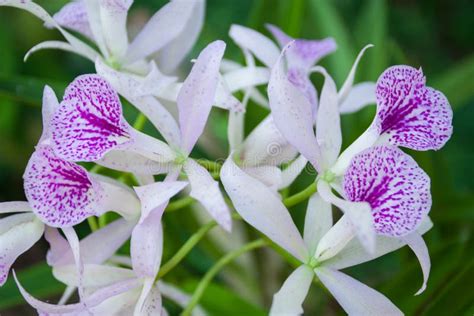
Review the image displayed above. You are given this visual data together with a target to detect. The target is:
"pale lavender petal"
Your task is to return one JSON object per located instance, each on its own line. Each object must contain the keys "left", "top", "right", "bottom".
{"left": 62, "top": 227, "right": 86, "bottom": 305}
{"left": 44, "top": 227, "right": 69, "bottom": 266}
{"left": 50, "top": 0, "right": 93, "bottom": 39}
{"left": 39, "top": 85, "right": 60, "bottom": 144}
{"left": 52, "top": 74, "right": 132, "bottom": 162}
{"left": 23, "top": 146, "right": 102, "bottom": 227}
{"left": 99, "top": 0, "right": 132, "bottom": 57}
{"left": 268, "top": 45, "right": 321, "bottom": 171}
{"left": 134, "top": 181, "right": 188, "bottom": 223}
{"left": 339, "top": 82, "right": 376, "bottom": 114}
{"left": 178, "top": 40, "right": 226, "bottom": 154}
{"left": 403, "top": 232, "right": 430, "bottom": 295}
{"left": 223, "top": 66, "right": 270, "bottom": 93}
{"left": 83, "top": 0, "right": 109, "bottom": 57}
{"left": 184, "top": 159, "right": 232, "bottom": 232}
{"left": 229, "top": 24, "right": 280, "bottom": 68}
{"left": 266, "top": 24, "right": 337, "bottom": 71}
{"left": 303, "top": 193, "right": 332, "bottom": 256}
{"left": 221, "top": 158, "right": 308, "bottom": 262}
{"left": 125, "top": 0, "right": 196, "bottom": 63}
{"left": 53, "top": 264, "right": 135, "bottom": 288}
{"left": 315, "top": 267, "right": 403, "bottom": 315}
{"left": 314, "top": 215, "right": 357, "bottom": 262}
{"left": 0, "top": 201, "right": 31, "bottom": 214}
{"left": 286, "top": 67, "right": 318, "bottom": 114}
{"left": 242, "top": 165, "right": 282, "bottom": 192}
{"left": 338, "top": 44, "right": 373, "bottom": 102}
{"left": 0, "top": 214, "right": 44, "bottom": 286}
{"left": 343, "top": 145, "right": 432, "bottom": 237}
{"left": 140, "top": 280, "right": 163, "bottom": 316}
{"left": 375, "top": 65, "right": 453, "bottom": 150}
{"left": 269, "top": 265, "right": 313, "bottom": 316}
{"left": 155, "top": 0, "right": 204, "bottom": 74}
{"left": 97, "top": 150, "right": 173, "bottom": 175}
{"left": 279, "top": 155, "right": 308, "bottom": 189}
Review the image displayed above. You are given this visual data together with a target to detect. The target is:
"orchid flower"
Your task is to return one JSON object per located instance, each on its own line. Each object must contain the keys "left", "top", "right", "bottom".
{"left": 220, "top": 157, "right": 433, "bottom": 315}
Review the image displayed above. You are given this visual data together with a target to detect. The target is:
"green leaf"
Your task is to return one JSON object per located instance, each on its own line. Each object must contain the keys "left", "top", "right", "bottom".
{"left": 0, "top": 263, "right": 66, "bottom": 310}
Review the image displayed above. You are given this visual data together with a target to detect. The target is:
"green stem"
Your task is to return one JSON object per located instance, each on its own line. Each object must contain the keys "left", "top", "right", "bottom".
{"left": 166, "top": 196, "right": 195, "bottom": 212}
{"left": 132, "top": 112, "right": 147, "bottom": 130}
{"left": 283, "top": 182, "right": 317, "bottom": 207}
{"left": 196, "top": 159, "right": 222, "bottom": 173}
{"left": 87, "top": 217, "right": 99, "bottom": 232}
{"left": 181, "top": 239, "right": 267, "bottom": 316}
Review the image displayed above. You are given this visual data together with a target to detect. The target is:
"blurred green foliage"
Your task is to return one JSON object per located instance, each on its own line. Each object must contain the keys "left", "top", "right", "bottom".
{"left": 0, "top": 0, "right": 473, "bottom": 315}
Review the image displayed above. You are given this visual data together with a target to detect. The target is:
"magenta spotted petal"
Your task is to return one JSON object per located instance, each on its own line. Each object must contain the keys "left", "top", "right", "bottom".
{"left": 375, "top": 65, "right": 453, "bottom": 150}
{"left": 23, "top": 146, "right": 102, "bottom": 227}
{"left": 52, "top": 74, "right": 132, "bottom": 162}
{"left": 343, "top": 146, "right": 431, "bottom": 237}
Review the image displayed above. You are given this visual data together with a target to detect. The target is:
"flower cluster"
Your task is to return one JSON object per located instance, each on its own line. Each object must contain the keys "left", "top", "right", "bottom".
{"left": 0, "top": 1, "right": 452, "bottom": 315}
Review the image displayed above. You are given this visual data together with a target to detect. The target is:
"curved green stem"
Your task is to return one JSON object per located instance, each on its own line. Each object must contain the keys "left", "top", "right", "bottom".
{"left": 283, "top": 182, "right": 317, "bottom": 207}
{"left": 196, "top": 159, "right": 222, "bottom": 173}
{"left": 181, "top": 239, "right": 267, "bottom": 316}
{"left": 132, "top": 112, "right": 147, "bottom": 130}
{"left": 87, "top": 217, "right": 99, "bottom": 232}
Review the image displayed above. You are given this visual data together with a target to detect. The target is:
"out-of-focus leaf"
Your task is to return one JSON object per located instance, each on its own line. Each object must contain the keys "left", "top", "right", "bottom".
{"left": 308, "top": 0, "right": 355, "bottom": 84}
{"left": 432, "top": 54, "right": 474, "bottom": 109}
{"left": 0, "top": 263, "right": 66, "bottom": 310}
{"left": 182, "top": 279, "right": 266, "bottom": 316}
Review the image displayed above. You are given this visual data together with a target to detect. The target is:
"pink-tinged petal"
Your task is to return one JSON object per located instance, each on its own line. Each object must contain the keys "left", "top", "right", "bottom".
{"left": 184, "top": 159, "right": 232, "bottom": 232}
{"left": 315, "top": 267, "right": 403, "bottom": 315}
{"left": 97, "top": 150, "right": 173, "bottom": 175}
{"left": 403, "top": 232, "right": 430, "bottom": 295}
{"left": 339, "top": 82, "right": 376, "bottom": 114}
{"left": 266, "top": 24, "right": 337, "bottom": 71}
{"left": 313, "top": 66, "right": 342, "bottom": 168}
{"left": 125, "top": 0, "right": 196, "bottom": 63}
{"left": 221, "top": 158, "right": 308, "bottom": 262}
{"left": 49, "top": 0, "right": 93, "bottom": 39}
{"left": 229, "top": 24, "right": 280, "bottom": 68}
{"left": 14, "top": 271, "right": 141, "bottom": 315}
{"left": 323, "top": 217, "right": 433, "bottom": 270}
{"left": 134, "top": 181, "right": 188, "bottom": 223}
{"left": 52, "top": 74, "right": 132, "bottom": 162}
{"left": 99, "top": 0, "right": 132, "bottom": 58}
{"left": 0, "top": 201, "right": 31, "bottom": 214}
{"left": 303, "top": 193, "right": 332, "bottom": 257}
{"left": 23, "top": 146, "right": 102, "bottom": 227}
{"left": 0, "top": 214, "right": 44, "bottom": 286}
{"left": 241, "top": 116, "right": 297, "bottom": 167}
{"left": 139, "top": 279, "right": 163, "bottom": 316}
{"left": 155, "top": 0, "right": 205, "bottom": 74}
{"left": 39, "top": 85, "right": 60, "bottom": 145}
{"left": 343, "top": 145, "right": 432, "bottom": 237}
{"left": 51, "top": 218, "right": 135, "bottom": 266}
{"left": 286, "top": 67, "right": 318, "bottom": 114}
{"left": 268, "top": 45, "right": 322, "bottom": 171}
{"left": 269, "top": 265, "right": 314, "bottom": 316}
{"left": 375, "top": 65, "right": 453, "bottom": 150}
{"left": 178, "top": 40, "right": 226, "bottom": 154}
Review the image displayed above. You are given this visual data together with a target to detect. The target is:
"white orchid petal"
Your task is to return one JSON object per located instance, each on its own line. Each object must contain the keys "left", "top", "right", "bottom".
{"left": 24, "top": 40, "right": 96, "bottom": 62}
{"left": 338, "top": 44, "right": 374, "bottom": 102}
{"left": 99, "top": 0, "right": 132, "bottom": 58}
{"left": 53, "top": 264, "right": 135, "bottom": 288}
{"left": 184, "top": 159, "right": 232, "bottom": 232}
{"left": 0, "top": 214, "right": 44, "bottom": 285}
{"left": 303, "top": 193, "right": 332, "bottom": 257}
{"left": 221, "top": 157, "right": 308, "bottom": 262}
{"left": 243, "top": 165, "right": 282, "bottom": 192}
{"left": 223, "top": 66, "right": 270, "bottom": 92}
{"left": 134, "top": 181, "right": 188, "bottom": 223}
{"left": 339, "top": 82, "right": 376, "bottom": 114}
{"left": 269, "top": 265, "right": 314, "bottom": 316}
{"left": 97, "top": 150, "right": 173, "bottom": 175}
{"left": 403, "top": 232, "right": 430, "bottom": 295}
{"left": 229, "top": 24, "right": 280, "bottom": 68}
{"left": 279, "top": 155, "right": 308, "bottom": 189}
{"left": 317, "top": 181, "right": 376, "bottom": 255}
{"left": 228, "top": 111, "right": 245, "bottom": 151}
{"left": 313, "top": 66, "right": 342, "bottom": 168}
{"left": 315, "top": 267, "right": 403, "bottom": 315}
{"left": 314, "top": 215, "right": 355, "bottom": 262}
{"left": 140, "top": 280, "right": 163, "bottom": 316}
{"left": 84, "top": 0, "right": 109, "bottom": 57}
{"left": 0, "top": 201, "right": 31, "bottom": 214}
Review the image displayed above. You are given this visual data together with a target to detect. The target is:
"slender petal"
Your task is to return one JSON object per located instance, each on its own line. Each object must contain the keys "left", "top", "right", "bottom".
{"left": 84, "top": 0, "right": 109, "bottom": 57}
{"left": 375, "top": 65, "right": 453, "bottom": 150}
{"left": 134, "top": 181, "right": 188, "bottom": 223}
{"left": 184, "top": 159, "right": 232, "bottom": 231}
{"left": 403, "top": 232, "right": 430, "bottom": 295}
{"left": 339, "top": 82, "right": 376, "bottom": 114}
{"left": 23, "top": 146, "right": 102, "bottom": 227}
{"left": 223, "top": 66, "right": 270, "bottom": 93}
{"left": 343, "top": 145, "right": 431, "bottom": 237}
{"left": 268, "top": 45, "right": 321, "bottom": 171}
{"left": 50, "top": 0, "right": 93, "bottom": 39}
{"left": 24, "top": 40, "right": 96, "bottom": 63}
{"left": 178, "top": 40, "right": 226, "bottom": 154}
{"left": 315, "top": 267, "right": 403, "bottom": 315}
{"left": 315, "top": 215, "right": 356, "bottom": 262}
{"left": 62, "top": 227, "right": 86, "bottom": 305}
{"left": 0, "top": 201, "right": 31, "bottom": 214}
{"left": 269, "top": 265, "right": 314, "bottom": 316}
{"left": 221, "top": 158, "right": 308, "bottom": 262}
{"left": 279, "top": 155, "right": 308, "bottom": 189}
{"left": 97, "top": 150, "right": 173, "bottom": 175}
{"left": 53, "top": 264, "right": 135, "bottom": 289}
{"left": 0, "top": 214, "right": 44, "bottom": 285}
{"left": 39, "top": 85, "right": 60, "bottom": 145}
{"left": 243, "top": 165, "right": 282, "bottom": 192}
{"left": 99, "top": 0, "right": 132, "bottom": 58}
{"left": 229, "top": 24, "right": 280, "bottom": 68}
{"left": 303, "top": 193, "right": 332, "bottom": 256}
{"left": 138, "top": 280, "right": 162, "bottom": 316}
{"left": 125, "top": 0, "right": 196, "bottom": 63}
{"left": 313, "top": 66, "right": 342, "bottom": 168}
{"left": 338, "top": 44, "right": 373, "bottom": 102}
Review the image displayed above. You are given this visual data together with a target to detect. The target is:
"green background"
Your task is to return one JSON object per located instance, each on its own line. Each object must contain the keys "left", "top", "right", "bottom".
{"left": 0, "top": 0, "right": 473, "bottom": 315}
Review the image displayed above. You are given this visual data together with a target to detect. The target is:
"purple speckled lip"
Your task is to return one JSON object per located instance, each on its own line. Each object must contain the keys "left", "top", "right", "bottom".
{"left": 52, "top": 74, "right": 132, "bottom": 162}
{"left": 23, "top": 146, "right": 100, "bottom": 227}
{"left": 375, "top": 65, "right": 453, "bottom": 151}
{"left": 343, "top": 145, "right": 431, "bottom": 237}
